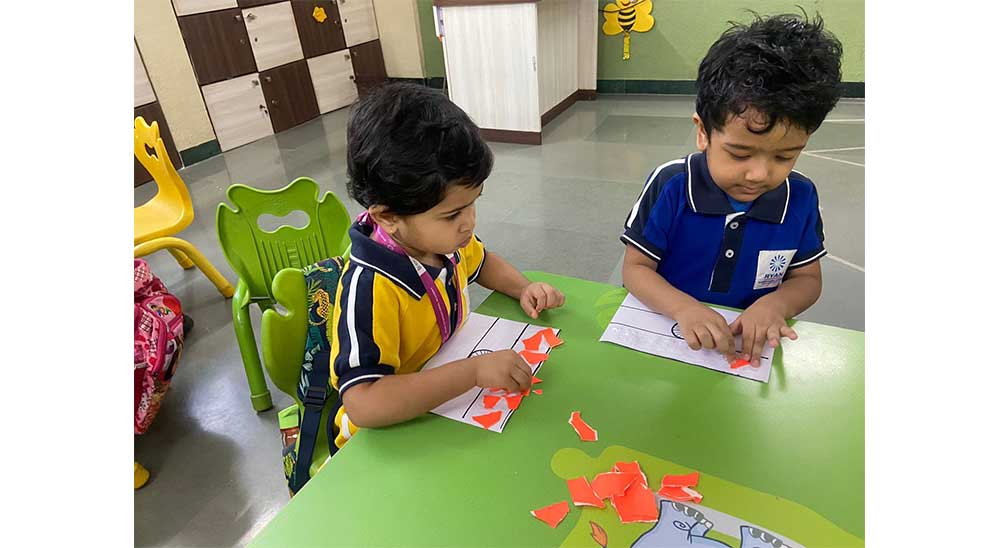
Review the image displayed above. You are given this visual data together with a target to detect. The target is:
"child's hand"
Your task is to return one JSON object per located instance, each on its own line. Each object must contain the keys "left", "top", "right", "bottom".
{"left": 519, "top": 282, "right": 565, "bottom": 319}
{"left": 472, "top": 349, "right": 534, "bottom": 393}
{"left": 730, "top": 301, "right": 798, "bottom": 367}
{"left": 675, "top": 303, "right": 736, "bottom": 359}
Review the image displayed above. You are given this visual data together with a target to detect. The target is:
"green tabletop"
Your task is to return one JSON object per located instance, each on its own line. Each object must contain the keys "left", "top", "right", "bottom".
{"left": 252, "top": 273, "right": 864, "bottom": 547}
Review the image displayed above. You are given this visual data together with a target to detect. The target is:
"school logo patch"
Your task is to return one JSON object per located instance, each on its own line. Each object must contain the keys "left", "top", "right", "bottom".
{"left": 754, "top": 250, "right": 796, "bottom": 290}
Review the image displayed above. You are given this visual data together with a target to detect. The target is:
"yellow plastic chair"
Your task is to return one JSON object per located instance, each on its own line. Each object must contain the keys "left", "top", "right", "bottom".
{"left": 134, "top": 117, "right": 234, "bottom": 298}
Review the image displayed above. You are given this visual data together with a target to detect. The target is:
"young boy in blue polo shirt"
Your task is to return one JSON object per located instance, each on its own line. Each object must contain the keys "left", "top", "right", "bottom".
{"left": 621, "top": 13, "right": 842, "bottom": 367}
{"left": 327, "top": 83, "right": 565, "bottom": 447}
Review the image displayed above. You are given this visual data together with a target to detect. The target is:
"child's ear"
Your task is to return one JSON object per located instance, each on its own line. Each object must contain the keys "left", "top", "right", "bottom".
{"left": 368, "top": 205, "right": 400, "bottom": 234}
{"left": 692, "top": 114, "right": 709, "bottom": 152}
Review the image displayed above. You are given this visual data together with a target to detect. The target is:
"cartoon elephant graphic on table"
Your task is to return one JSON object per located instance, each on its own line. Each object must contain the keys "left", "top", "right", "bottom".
{"left": 631, "top": 500, "right": 790, "bottom": 548}
{"left": 632, "top": 500, "right": 731, "bottom": 547}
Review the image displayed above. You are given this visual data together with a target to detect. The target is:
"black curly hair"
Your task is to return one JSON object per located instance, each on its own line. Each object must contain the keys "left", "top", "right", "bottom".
{"left": 695, "top": 11, "right": 843, "bottom": 138}
{"left": 346, "top": 82, "right": 493, "bottom": 216}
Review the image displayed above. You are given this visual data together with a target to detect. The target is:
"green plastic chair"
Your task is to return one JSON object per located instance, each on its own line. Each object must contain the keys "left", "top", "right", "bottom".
{"left": 263, "top": 267, "right": 341, "bottom": 478}
{"left": 216, "top": 177, "right": 352, "bottom": 411}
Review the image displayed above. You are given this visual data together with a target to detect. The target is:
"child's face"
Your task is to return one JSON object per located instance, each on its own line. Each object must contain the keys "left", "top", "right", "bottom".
{"left": 376, "top": 183, "right": 482, "bottom": 260}
{"left": 694, "top": 109, "right": 810, "bottom": 202}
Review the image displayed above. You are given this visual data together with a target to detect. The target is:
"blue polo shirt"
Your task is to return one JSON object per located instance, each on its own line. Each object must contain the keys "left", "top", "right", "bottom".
{"left": 621, "top": 152, "right": 826, "bottom": 309}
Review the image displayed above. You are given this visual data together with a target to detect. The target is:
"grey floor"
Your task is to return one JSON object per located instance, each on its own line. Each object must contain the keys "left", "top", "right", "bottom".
{"left": 134, "top": 95, "right": 864, "bottom": 547}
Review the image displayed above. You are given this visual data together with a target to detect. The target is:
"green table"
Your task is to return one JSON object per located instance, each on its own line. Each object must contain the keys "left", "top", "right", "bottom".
{"left": 252, "top": 273, "right": 864, "bottom": 547}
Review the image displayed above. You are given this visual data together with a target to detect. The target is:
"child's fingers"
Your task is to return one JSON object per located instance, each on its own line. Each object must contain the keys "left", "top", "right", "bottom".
{"left": 729, "top": 316, "right": 743, "bottom": 336}
{"left": 751, "top": 328, "right": 767, "bottom": 367}
{"left": 779, "top": 325, "right": 798, "bottom": 340}
{"left": 534, "top": 287, "right": 550, "bottom": 311}
{"left": 741, "top": 323, "right": 755, "bottom": 360}
{"left": 682, "top": 325, "right": 702, "bottom": 350}
{"left": 693, "top": 325, "right": 715, "bottom": 350}
{"left": 705, "top": 322, "right": 731, "bottom": 354}
{"left": 520, "top": 294, "right": 539, "bottom": 319}
{"left": 766, "top": 325, "right": 781, "bottom": 348}
{"left": 541, "top": 286, "right": 561, "bottom": 309}
{"left": 509, "top": 366, "right": 532, "bottom": 391}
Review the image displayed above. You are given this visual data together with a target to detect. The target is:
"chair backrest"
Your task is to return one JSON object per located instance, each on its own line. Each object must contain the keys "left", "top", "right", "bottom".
{"left": 134, "top": 117, "right": 194, "bottom": 220}
{"left": 216, "top": 177, "right": 352, "bottom": 302}
{"left": 261, "top": 267, "right": 309, "bottom": 399}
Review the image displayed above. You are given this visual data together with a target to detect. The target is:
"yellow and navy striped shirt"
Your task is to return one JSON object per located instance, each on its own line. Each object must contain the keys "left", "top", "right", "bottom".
{"left": 328, "top": 221, "right": 486, "bottom": 448}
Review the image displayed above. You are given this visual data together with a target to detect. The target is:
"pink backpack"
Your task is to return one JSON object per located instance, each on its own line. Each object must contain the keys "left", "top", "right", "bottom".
{"left": 134, "top": 259, "right": 185, "bottom": 434}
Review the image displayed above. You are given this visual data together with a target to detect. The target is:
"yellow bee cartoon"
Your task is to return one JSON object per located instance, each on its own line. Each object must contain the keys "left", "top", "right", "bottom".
{"left": 602, "top": 0, "right": 655, "bottom": 60}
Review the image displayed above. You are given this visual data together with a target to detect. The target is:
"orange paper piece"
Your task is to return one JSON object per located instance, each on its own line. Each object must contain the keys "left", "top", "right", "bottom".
{"left": 521, "top": 331, "right": 545, "bottom": 352}
{"left": 611, "top": 481, "right": 659, "bottom": 523}
{"left": 533, "top": 389, "right": 543, "bottom": 395}
{"left": 568, "top": 411, "right": 599, "bottom": 442}
{"left": 660, "top": 471, "right": 699, "bottom": 488}
{"left": 658, "top": 485, "right": 704, "bottom": 503}
{"left": 614, "top": 461, "right": 648, "bottom": 488}
{"left": 505, "top": 393, "right": 524, "bottom": 410}
{"left": 540, "top": 327, "right": 564, "bottom": 347}
{"left": 531, "top": 376, "right": 543, "bottom": 385}
{"left": 472, "top": 410, "right": 502, "bottom": 429}
{"left": 482, "top": 395, "right": 501, "bottom": 409}
{"left": 530, "top": 501, "right": 570, "bottom": 528}
{"left": 567, "top": 476, "right": 605, "bottom": 508}
{"left": 730, "top": 358, "right": 751, "bottom": 369}
{"left": 519, "top": 350, "right": 550, "bottom": 365}
{"left": 589, "top": 521, "right": 609, "bottom": 548}
{"left": 591, "top": 472, "right": 639, "bottom": 499}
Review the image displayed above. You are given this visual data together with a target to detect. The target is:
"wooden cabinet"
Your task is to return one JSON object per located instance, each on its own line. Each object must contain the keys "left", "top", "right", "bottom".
{"left": 172, "top": 0, "right": 237, "bottom": 16}
{"left": 292, "top": 1, "right": 346, "bottom": 58}
{"left": 134, "top": 102, "right": 183, "bottom": 186}
{"left": 260, "top": 60, "right": 320, "bottom": 133}
{"left": 339, "top": 0, "right": 378, "bottom": 47}
{"left": 178, "top": 8, "right": 257, "bottom": 85}
{"left": 308, "top": 49, "right": 357, "bottom": 114}
{"left": 237, "top": 0, "right": 281, "bottom": 7}
{"left": 243, "top": 1, "right": 304, "bottom": 71}
{"left": 134, "top": 43, "right": 156, "bottom": 108}
{"left": 202, "top": 73, "right": 274, "bottom": 151}
{"left": 349, "top": 39, "right": 386, "bottom": 96}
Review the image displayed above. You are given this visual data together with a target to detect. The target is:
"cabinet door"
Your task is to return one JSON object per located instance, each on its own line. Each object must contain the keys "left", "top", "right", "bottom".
{"left": 308, "top": 49, "right": 357, "bottom": 114}
{"left": 237, "top": 0, "right": 281, "bottom": 7}
{"left": 134, "top": 102, "right": 183, "bottom": 186}
{"left": 292, "top": 1, "right": 346, "bottom": 58}
{"left": 202, "top": 73, "right": 274, "bottom": 151}
{"left": 339, "top": 0, "right": 378, "bottom": 47}
{"left": 134, "top": 43, "right": 156, "bottom": 108}
{"left": 349, "top": 39, "right": 386, "bottom": 96}
{"left": 178, "top": 8, "right": 257, "bottom": 85}
{"left": 243, "top": 1, "right": 304, "bottom": 71}
{"left": 172, "top": 0, "right": 237, "bottom": 16}
{"left": 260, "top": 60, "right": 320, "bottom": 133}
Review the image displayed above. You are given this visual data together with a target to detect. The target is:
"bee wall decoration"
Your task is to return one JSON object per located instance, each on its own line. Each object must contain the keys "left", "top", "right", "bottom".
{"left": 601, "top": 0, "right": 655, "bottom": 60}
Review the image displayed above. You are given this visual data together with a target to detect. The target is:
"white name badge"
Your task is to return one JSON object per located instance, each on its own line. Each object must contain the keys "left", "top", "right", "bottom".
{"left": 753, "top": 249, "right": 797, "bottom": 290}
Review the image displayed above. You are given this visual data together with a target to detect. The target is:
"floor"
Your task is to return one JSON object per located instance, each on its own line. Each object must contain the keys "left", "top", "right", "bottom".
{"left": 134, "top": 95, "right": 864, "bottom": 547}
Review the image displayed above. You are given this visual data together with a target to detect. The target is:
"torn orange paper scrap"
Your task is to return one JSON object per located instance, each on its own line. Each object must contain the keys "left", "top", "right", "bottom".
{"left": 482, "top": 395, "right": 501, "bottom": 409}
{"left": 540, "top": 327, "right": 564, "bottom": 347}
{"left": 589, "top": 521, "right": 609, "bottom": 548}
{"left": 613, "top": 461, "right": 648, "bottom": 487}
{"left": 660, "top": 471, "right": 699, "bottom": 488}
{"left": 568, "top": 411, "right": 599, "bottom": 442}
{"left": 730, "top": 358, "right": 751, "bottom": 369}
{"left": 658, "top": 485, "right": 704, "bottom": 503}
{"left": 531, "top": 376, "right": 543, "bottom": 385}
{"left": 472, "top": 410, "right": 502, "bottom": 429}
{"left": 521, "top": 331, "right": 545, "bottom": 352}
{"left": 505, "top": 393, "right": 524, "bottom": 411}
{"left": 530, "top": 501, "right": 570, "bottom": 528}
{"left": 566, "top": 477, "right": 605, "bottom": 508}
{"left": 533, "top": 389, "right": 543, "bottom": 395}
{"left": 591, "top": 472, "right": 639, "bottom": 499}
{"left": 519, "top": 350, "right": 550, "bottom": 365}
{"left": 611, "top": 481, "right": 659, "bottom": 523}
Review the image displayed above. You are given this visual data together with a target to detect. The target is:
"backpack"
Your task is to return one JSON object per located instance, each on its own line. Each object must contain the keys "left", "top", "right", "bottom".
{"left": 280, "top": 256, "right": 345, "bottom": 494}
{"left": 134, "top": 259, "right": 185, "bottom": 435}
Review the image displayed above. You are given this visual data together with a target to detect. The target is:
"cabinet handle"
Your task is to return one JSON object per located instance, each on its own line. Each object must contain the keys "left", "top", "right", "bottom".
{"left": 239, "top": 38, "right": 246, "bottom": 45}
{"left": 246, "top": 12, "right": 256, "bottom": 21}
{"left": 271, "top": 99, "right": 279, "bottom": 105}
{"left": 251, "top": 79, "right": 260, "bottom": 86}
{"left": 234, "top": 14, "right": 242, "bottom": 21}
{"left": 344, "top": 54, "right": 351, "bottom": 61}
{"left": 349, "top": 74, "right": 355, "bottom": 81}
{"left": 264, "top": 76, "right": 272, "bottom": 83}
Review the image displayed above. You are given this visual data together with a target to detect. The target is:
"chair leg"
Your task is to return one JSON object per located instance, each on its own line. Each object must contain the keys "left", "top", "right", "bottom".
{"left": 233, "top": 282, "right": 274, "bottom": 412}
{"left": 134, "top": 237, "right": 235, "bottom": 298}
{"left": 168, "top": 248, "right": 195, "bottom": 270}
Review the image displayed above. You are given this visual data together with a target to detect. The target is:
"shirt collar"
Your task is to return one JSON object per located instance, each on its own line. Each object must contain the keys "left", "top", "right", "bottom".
{"left": 686, "top": 152, "right": 790, "bottom": 224}
{"left": 347, "top": 221, "right": 460, "bottom": 300}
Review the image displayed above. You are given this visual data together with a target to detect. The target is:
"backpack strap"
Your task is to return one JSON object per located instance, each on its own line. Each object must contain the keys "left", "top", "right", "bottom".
{"left": 289, "top": 257, "right": 344, "bottom": 494}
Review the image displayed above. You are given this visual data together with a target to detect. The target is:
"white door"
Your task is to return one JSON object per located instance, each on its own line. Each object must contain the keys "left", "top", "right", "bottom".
{"left": 243, "top": 1, "right": 304, "bottom": 71}
{"left": 172, "top": 0, "right": 236, "bottom": 16}
{"left": 134, "top": 43, "right": 156, "bottom": 108}
{"left": 202, "top": 73, "right": 274, "bottom": 151}
{"left": 339, "top": 0, "right": 378, "bottom": 47}
{"left": 308, "top": 50, "right": 358, "bottom": 114}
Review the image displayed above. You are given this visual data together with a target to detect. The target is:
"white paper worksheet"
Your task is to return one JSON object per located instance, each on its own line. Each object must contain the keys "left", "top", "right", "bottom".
{"left": 600, "top": 294, "right": 774, "bottom": 383}
{"left": 423, "top": 313, "right": 560, "bottom": 432}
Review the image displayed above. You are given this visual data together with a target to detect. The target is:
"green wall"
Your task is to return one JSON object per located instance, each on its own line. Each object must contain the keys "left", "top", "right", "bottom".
{"left": 416, "top": 0, "right": 863, "bottom": 83}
